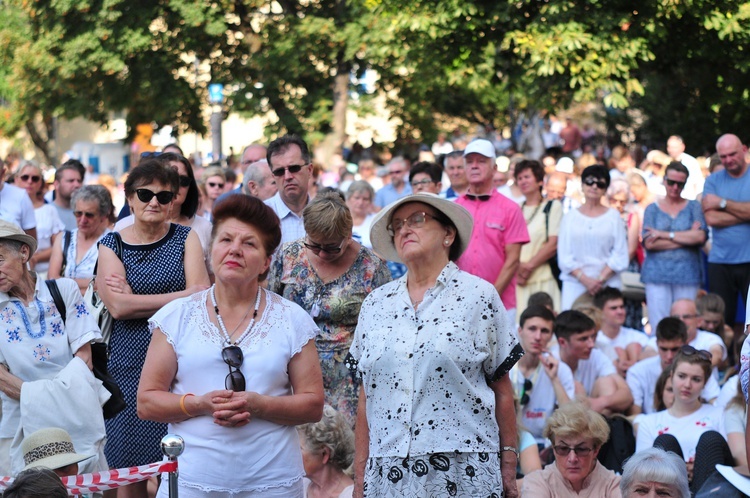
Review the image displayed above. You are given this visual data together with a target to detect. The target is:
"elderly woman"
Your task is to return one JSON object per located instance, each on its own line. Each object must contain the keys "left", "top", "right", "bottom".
{"left": 346, "top": 181, "right": 376, "bottom": 249}
{"left": 348, "top": 193, "right": 523, "bottom": 497}
{"left": 620, "top": 448, "right": 690, "bottom": 498}
{"left": 0, "top": 221, "right": 102, "bottom": 474}
{"left": 97, "top": 160, "right": 210, "bottom": 498}
{"left": 268, "top": 190, "right": 390, "bottom": 425}
{"left": 641, "top": 162, "right": 707, "bottom": 331}
{"left": 48, "top": 185, "right": 113, "bottom": 294}
{"left": 522, "top": 402, "right": 621, "bottom": 497}
{"left": 558, "top": 164, "right": 629, "bottom": 310}
{"left": 298, "top": 405, "right": 355, "bottom": 498}
{"left": 15, "top": 162, "right": 65, "bottom": 278}
{"left": 514, "top": 159, "right": 562, "bottom": 311}
{"left": 138, "top": 194, "right": 324, "bottom": 497}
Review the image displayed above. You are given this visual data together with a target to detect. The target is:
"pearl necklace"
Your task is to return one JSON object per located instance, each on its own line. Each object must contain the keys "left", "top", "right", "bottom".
{"left": 210, "top": 285, "right": 262, "bottom": 346}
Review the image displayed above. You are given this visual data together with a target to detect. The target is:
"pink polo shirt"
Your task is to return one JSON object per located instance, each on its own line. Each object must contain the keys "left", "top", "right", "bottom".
{"left": 456, "top": 190, "right": 529, "bottom": 310}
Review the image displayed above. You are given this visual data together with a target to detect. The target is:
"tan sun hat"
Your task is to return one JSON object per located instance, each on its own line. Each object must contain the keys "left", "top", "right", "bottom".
{"left": 370, "top": 192, "right": 473, "bottom": 263}
{"left": 0, "top": 220, "right": 37, "bottom": 255}
{"left": 22, "top": 428, "right": 93, "bottom": 471}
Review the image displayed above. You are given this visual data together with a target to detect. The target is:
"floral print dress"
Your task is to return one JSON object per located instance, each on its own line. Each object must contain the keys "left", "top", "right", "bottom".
{"left": 268, "top": 240, "right": 391, "bottom": 425}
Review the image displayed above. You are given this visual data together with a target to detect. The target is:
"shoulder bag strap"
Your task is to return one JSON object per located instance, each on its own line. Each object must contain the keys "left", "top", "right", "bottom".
{"left": 60, "top": 230, "right": 71, "bottom": 275}
{"left": 93, "top": 232, "right": 123, "bottom": 277}
{"left": 45, "top": 279, "right": 66, "bottom": 324}
{"left": 543, "top": 199, "right": 553, "bottom": 243}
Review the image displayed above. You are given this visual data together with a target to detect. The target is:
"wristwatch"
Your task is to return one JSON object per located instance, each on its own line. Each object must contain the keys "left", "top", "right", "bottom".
{"left": 669, "top": 231, "right": 675, "bottom": 240}
{"left": 719, "top": 198, "right": 728, "bottom": 210}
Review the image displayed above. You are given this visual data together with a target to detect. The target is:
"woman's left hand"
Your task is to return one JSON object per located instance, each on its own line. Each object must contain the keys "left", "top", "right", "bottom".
{"left": 502, "top": 460, "right": 519, "bottom": 498}
{"left": 211, "top": 391, "right": 263, "bottom": 428}
{"left": 104, "top": 273, "right": 133, "bottom": 294}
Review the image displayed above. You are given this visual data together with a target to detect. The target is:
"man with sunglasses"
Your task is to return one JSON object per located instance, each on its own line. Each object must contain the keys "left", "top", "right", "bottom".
{"left": 264, "top": 135, "right": 313, "bottom": 245}
{"left": 510, "top": 305, "right": 574, "bottom": 445}
{"left": 702, "top": 133, "right": 750, "bottom": 331}
{"left": 52, "top": 162, "right": 84, "bottom": 230}
{"left": 456, "top": 139, "right": 529, "bottom": 323}
{"left": 373, "top": 157, "right": 412, "bottom": 208}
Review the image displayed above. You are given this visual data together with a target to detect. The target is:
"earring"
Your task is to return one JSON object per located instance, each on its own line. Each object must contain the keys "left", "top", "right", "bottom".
{"left": 444, "top": 239, "right": 450, "bottom": 246}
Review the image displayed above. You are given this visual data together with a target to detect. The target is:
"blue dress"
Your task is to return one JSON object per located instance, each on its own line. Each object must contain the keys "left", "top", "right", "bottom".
{"left": 100, "top": 224, "right": 189, "bottom": 468}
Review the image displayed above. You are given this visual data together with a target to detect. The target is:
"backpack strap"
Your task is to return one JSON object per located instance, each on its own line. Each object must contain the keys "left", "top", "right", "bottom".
{"left": 45, "top": 279, "right": 66, "bottom": 324}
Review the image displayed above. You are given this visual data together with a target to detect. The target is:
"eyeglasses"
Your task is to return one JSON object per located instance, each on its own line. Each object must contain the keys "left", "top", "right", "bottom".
{"left": 389, "top": 170, "right": 404, "bottom": 176}
{"left": 520, "top": 378, "right": 533, "bottom": 406}
{"left": 207, "top": 181, "right": 225, "bottom": 189}
{"left": 304, "top": 237, "right": 347, "bottom": 255}
{"left": 19, "top": 175, "right": 41, "bottom": 183}
{"left": 135, "top": 188, "right": 175, "bottom": 204}
{"left": 271, "top": 164, "right": 306, "bottom": 177}
{"left": 387, "top": 211, "right": 440, "bottom": 236}
{"left": 671, "top": 313, "right": 700, "bottom": 321}
{"left": 583, "top": 177, "right": 607, "bottom": 189}
{"left": 74, "top": 211, "right": 97, "bottom": 219}
{"left": 410, "top": 179, "right": 435, "bottom": 187}
{"left": 679, "top": 345, "right": 712, "bottom": 362}
{"left": 553, "top": 445, "right": 594, "bottom": 457}
{"left": 665, "top": 178, "right": 686, "bottom": 189}
{"left": 222, "top": 346, "right": 246, "bottom": 391}
{"left": 179, "top": 175, "right": 191, "bottom": 188}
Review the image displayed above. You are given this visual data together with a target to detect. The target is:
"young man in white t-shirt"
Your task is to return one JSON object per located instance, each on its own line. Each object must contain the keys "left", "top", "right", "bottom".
{"left": 554, "top": 310, "right": 633, "bottom": 415}
{"left": 510, "top": 305, "right": 575, "bottom": 444}
{"left": 627, "top": 317, "right": 720, "bottom": 415}
{"left": 594, "top": 287, "right": 649, "bottom": 377}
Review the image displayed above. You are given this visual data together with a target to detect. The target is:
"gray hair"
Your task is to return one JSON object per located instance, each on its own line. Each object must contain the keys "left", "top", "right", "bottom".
{"left": 620, "top": 447, "right": 690, "bottom": 498}
{"left": 244, "top": 160, "right": 270, "bottom": 189}
{"left": 606, "top": 178, "right": 631, "bottom": 200}
{"left": 297, "top": 405, "right": 354, "bottom": 472}
{"left": 346, "top": 180, "right": 375, "bottom": 201}
{"left": 71, "top": 185, "right": 113, "bottom": 217}
{"left": 0, "top": 239, "right": 26, "bottom": 256}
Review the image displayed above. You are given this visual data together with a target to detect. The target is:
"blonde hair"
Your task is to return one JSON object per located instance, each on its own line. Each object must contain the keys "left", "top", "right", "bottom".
{"left": 543, "top": 401, "right": 610, "bottom": 447}
{"left": 303, "top": 190, "right": 352, "bottom": 240}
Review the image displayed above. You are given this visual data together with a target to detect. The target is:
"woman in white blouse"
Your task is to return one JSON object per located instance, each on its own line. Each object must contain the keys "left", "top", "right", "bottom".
{"left": 558, "top": 164, "right": 629, "bottom": 310}
{"left": 346, "top": 181, "right": 376, "bottom": 249}
{"left": 348, "top": 193, "right": 523, "bottom": 498}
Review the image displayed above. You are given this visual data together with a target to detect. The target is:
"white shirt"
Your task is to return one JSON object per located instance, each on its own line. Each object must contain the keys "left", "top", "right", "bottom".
{"left": 264, "top": 192, "right": 307, "bottom": 246}
{"left": 0, "top": 183, "right": 36, "bottom": 231}
{"left": 349, "top": 262, "right": 522, "bottom": 457}
{"left": 715, "top": 375, "right": 738, "bottom": 410}
{"left": 554, "top": 348, "right": 616, "bottom": 396}
{"left": 352, "top": 214, "right": 375, "bottom": 249}
{"left": 596, "top": 326, "right": 650, "bottom": 362}
{"left": 646, "top": 330, "right": 726, "bottom": 383}
{"left": 32, "top": 204, "right": 65, "bottom": 272}
{"left": 626, "top": 355, "right": 720, "bottom": 414}
{"left": 511, "top": 360, "right": 575, "bottom": 443}
{"left": 0, "top": 276, "right": 100, "bottom": 437}
{"left": 635, "top": 404, "right": 725, "bottom": 461}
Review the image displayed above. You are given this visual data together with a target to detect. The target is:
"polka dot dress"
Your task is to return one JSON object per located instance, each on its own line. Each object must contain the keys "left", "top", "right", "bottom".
{"left": 101, "top": 224, "right": 189, "bottom": 468}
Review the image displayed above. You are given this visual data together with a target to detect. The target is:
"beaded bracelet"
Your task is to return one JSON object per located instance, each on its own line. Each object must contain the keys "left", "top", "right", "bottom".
{"left": 180, "top": 393, "right": 195, "bottom": 417}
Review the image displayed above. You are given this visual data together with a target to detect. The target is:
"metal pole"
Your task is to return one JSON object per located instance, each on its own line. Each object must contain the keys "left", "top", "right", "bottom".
{"left": 161, "top": 434, "right": 185, "bottom": 498}
{"left": 210, "top": 108, "right": 222, "bottom": 165}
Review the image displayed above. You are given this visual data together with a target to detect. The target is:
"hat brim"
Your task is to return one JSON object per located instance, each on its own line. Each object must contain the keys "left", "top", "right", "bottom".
{"left": 716, "top": 465, "right": 750, "bottom": 494}
{"left": 370, "top": 193, "right": 473, "bottom": 264}
{"left": 0, "top": 233, "right": 37, "bottom": 256}
{"left": 23, "top": 452, "right": 93, "bottom": 472}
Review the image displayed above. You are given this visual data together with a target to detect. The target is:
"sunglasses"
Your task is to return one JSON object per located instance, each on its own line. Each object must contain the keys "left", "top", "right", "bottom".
{"left": 665, "top": 178, "right": 686, "bottom": 189}
{"left": 19, "top": 174, "right": 41, "bottom": 183}
{"left": 179, "top": 175, "right": 191, "bottom": 188}
{"left": 553, "top": 445, "right": 594, "bottom": 457}
{"left": 135, "top": 188, "right": 175, "bottom": 204}
{"left": 207, "top": 181, "right": 225, "bottom": 189}
{"left": 583, "top": 177, "right": 607, "bottom": 189}
{"left": 271, "top": 164, "right": 306, "bottom": 177}
{"left": 74, "top": 211, "right": 98, "bottom": 219}
{"left": 520, "top": 378, "right": 533, "bottom": 406}
{"left": 304, "top": 238, "right": 347, "bottom": 255}
{"left": 679, "top": 345, "right": 712, "bottom": 362}
{"left": 387, "top": 211, "right": 440, "bottom": 236}
{"left": 222, "top": 346, "right": 246, "bottom": 391}
{"left": 140, "top": 151, "right": 163, "bottom": 159}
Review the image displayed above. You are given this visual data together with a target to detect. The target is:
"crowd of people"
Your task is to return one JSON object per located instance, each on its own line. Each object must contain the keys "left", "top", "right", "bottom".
{"left": 0, "top": 122, "right": 749, "bottom": 497}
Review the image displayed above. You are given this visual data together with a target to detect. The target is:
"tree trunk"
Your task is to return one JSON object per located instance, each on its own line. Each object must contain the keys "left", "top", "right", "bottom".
{"left": 25, "top": 119, "right": 53, "bottom": 165}
{"left": 331, "top": 59, "right": 350, "bottom": 151}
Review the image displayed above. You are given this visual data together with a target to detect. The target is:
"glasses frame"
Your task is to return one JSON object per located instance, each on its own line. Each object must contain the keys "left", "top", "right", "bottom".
{"left": 222, "top": 345, "right": 246, "bottom": 391}
{"left": 665, "top": 178, "right": 686, "bottom": 189}
{"left": 679, "top": 344, "right": 712, "bottom": 362}
{"left": 304, "top": 237, "right": 347, "bottom": 255}
{"left": 271, "top": 164, "right": 307, "bottom": 177}
{"left": 520, "top": 378, "right": 533, "bottom": 406}
{"left": 178, "top": 175, "right": 192, "bottom": 188}
{"left": 135, "top": 188, "right": 175, "bottom": 205}
{"left": 19, "top": 174, "right": 41, "bottom": 183}
{"left": 206, "top": 181, "right": 225, "bottom": 189}
{"left": 387, "top": 211, "right": 441, "bottom": 236}
{"left": 583, "top": 177, "right": 607, "bottom": 189}
{"left": 410, "top": 178, "right": 435, "bottom": 187}
{"left": 73, "top": 210, "right": 98, "bottom": 219}
{"left": 552, "top": 445, "right": 595, "bottom": 457}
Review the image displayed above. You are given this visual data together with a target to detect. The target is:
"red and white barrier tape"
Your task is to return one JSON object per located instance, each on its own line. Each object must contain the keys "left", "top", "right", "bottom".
{"left": 0, "top": 460, "right": 177, "bottom": 495}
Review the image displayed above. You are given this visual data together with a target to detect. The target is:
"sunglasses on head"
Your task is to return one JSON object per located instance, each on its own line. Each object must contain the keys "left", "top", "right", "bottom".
{"left": 135, "top": 188, "right": 175, "bottom": 204}
{"left": 271, "top": 164, "right": 306, "bottom": 177}
{"left": 74, "top": 211, "right": 97, "bottom": 219}
{"left": 583, "top": 177, "right": 607, "bottom": 189}
{"left": 19, "top": 174, "right": 41, "bottom": 183}
{"left": 178, "top": 175, "right": 191, "bottom": 188}
{"left": 679, "top": 345, "right": 712, "bottom": 362}
{"left": 665, "top": 178, "right": 686, "bottom": 189}
{"left": 222, "top": 345, "right": 246, "bottom": 391}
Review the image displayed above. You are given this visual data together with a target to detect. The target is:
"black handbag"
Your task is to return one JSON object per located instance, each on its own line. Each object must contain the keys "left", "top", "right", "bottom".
{"left": 45, "top": 279, "right": 126, "bottom": 419}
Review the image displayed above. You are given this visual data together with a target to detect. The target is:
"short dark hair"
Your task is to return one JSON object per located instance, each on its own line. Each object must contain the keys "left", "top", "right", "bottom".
{"left": 665, "top": 161, "right": 690, "bottom": 178}
{"left": 267, "top": 135, "right": 311, "bottom": 169}
{"left": 409, "top": 161, "right": 442, "bottom": 183}
{"left": 528, "top": 291, "right": 554, "bottom": 311}
{"left": 124, "top": 159, "right": 179, "bottom": 198}
{"left": 158, "top": 152, "right": 199, "bottom": 219}
{"left": 55, "top": 160, "right": 84, "bottom": 182}
{"left": 655, "top": 317, "right": 688, "bottom": 343}
{"left": 212, "top": 194, "right": 281, "bottom": 278}
{"left": 3, "top": 467, "right": 68, "bottom": 498}
{"left": 593, "top": 287, "right": 624, "bottom": 309}
{"left": 514, "top": 159, "right": 545, "bottom": 183}
{"left": 519, "top": 305, "right": 556, "bottom": 328}
{"left": 581, "top": 164, "right": 610, "bottom": 189}
{"left": 554, "top": 310, "right": 596, "bottom": 340}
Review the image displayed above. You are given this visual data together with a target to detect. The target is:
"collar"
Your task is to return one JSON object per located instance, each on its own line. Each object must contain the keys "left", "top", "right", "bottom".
{"left": 0, "top": 272, "right": 46, "bottom": 306}
{"left": 397, "top": 261, "right": 459, "bottom": 300}
{"left": 269, "top": 192, "right": 308, "bottom": 219}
